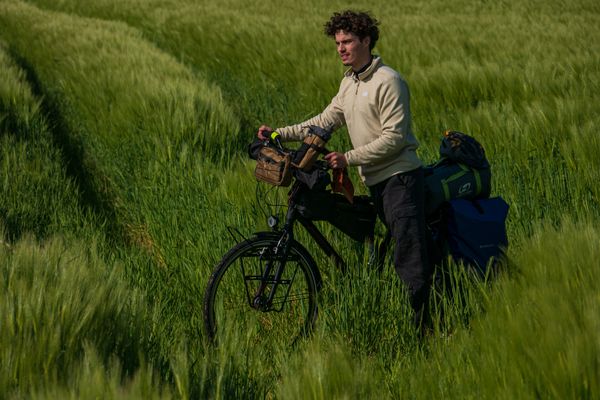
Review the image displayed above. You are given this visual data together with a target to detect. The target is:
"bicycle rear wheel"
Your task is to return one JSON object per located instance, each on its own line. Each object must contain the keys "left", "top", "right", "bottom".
{"left": 203, "top": 234, "right": 319, "bottom": 347}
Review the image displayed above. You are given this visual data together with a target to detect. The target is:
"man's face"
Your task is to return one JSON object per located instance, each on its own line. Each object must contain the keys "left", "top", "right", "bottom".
{"left": 334, "top": 30, "right": 371, "bottom": 70}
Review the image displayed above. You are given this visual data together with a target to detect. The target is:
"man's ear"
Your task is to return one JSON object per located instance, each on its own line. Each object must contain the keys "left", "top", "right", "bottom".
{"left": 361, "top": 36, "right": 371, "bottom": 49}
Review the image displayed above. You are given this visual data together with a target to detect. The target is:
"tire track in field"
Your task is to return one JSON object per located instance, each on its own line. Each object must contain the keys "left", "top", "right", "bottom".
{"left": 5, "top": 49, "right": 133, "bottom": 249}
{"left": 0, "top": 44, "right": 57, "bottom": 241}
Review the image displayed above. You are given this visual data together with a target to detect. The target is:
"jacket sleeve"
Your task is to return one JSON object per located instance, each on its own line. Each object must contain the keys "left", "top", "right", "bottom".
{"left": 345, "top": 76, "right": 412, "bottom": 166}
{"left": 276, "top": 91, "right": 346, "bottom": 141}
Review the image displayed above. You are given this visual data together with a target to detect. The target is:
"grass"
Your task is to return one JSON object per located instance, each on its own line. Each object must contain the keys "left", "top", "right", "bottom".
{"left": 0, "top": 230, "right": 162, "bottom": 397}
{"left": 0, "top": 0, "right": 599, "bottom": 397}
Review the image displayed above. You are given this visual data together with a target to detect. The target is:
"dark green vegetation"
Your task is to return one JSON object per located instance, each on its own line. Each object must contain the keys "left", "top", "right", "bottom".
{"left": 1, "top": 0, "right": 599, "bottom": 398}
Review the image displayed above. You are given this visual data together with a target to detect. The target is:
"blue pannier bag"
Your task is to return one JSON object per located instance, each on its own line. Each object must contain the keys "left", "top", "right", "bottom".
{"left": 445, "top": 197, "right": 509, "bottom": 276}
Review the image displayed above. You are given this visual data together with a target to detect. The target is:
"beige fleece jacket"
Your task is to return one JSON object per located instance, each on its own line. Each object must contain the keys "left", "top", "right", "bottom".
{"left": 276, "top": 56, "right": 422, "bottom": 186}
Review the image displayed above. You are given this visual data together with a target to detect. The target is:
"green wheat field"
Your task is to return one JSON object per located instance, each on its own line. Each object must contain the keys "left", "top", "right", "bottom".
{"left": 1, "top": 0, "right": 599, "bottom": 398}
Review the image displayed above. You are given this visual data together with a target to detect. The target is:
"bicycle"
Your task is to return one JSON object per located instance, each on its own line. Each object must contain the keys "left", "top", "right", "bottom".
{"left": 202, "top": 127, "right": 505, "bottom": 347}
{"left": 202, "top": 133, "right": 437, "bottom": 347}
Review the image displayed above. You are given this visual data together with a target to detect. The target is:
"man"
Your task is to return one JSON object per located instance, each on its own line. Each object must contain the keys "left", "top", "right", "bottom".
{"left": 257, "top": 10, "right": 432, "bottom": 331}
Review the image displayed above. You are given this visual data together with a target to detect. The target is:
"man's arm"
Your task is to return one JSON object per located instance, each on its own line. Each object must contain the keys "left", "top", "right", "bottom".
{"left": 275, "top": 92, "right": 346, "bottom": 141}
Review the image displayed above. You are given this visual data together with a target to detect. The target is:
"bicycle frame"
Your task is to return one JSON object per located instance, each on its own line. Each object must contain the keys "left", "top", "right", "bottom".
{"left": 252, "top": 178, "right": 382, "bottom": 310}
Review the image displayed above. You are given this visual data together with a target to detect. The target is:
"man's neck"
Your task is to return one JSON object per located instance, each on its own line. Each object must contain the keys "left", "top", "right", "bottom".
{"left": 353, "top": 55, "right": 374, "bottom": 76}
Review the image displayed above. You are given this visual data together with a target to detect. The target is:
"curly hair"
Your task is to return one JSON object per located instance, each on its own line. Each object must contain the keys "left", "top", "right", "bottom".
{"left": 324, "top": 10, "right": 380, "bottom": 50}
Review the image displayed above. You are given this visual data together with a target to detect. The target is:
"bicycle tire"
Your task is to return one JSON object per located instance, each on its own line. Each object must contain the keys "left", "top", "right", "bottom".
{"left": 203, "top": 233, "right": 320, "bottom": 347}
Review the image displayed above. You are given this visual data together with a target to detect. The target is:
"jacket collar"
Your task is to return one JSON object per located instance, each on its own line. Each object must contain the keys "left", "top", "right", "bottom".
{"left": 345, "top": 56, "right": 382, "bottom": 81}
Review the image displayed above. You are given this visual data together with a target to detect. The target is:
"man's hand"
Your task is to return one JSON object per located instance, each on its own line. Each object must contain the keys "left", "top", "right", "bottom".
{"left": 324, "top": 152, "right": 348, "bottom": 170}
{"left": 257, "top": 125, "right": 273, "bottom": 140}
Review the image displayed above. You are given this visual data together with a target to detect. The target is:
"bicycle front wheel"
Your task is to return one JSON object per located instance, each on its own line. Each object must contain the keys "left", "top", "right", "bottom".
{"left": 203, "top": 234, "right": 319, "bottom": 347}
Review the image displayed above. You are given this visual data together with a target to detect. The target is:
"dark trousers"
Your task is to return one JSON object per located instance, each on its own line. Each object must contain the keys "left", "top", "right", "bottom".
{"left": 369, "top": 167, "right": 432, "bottom": 329}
